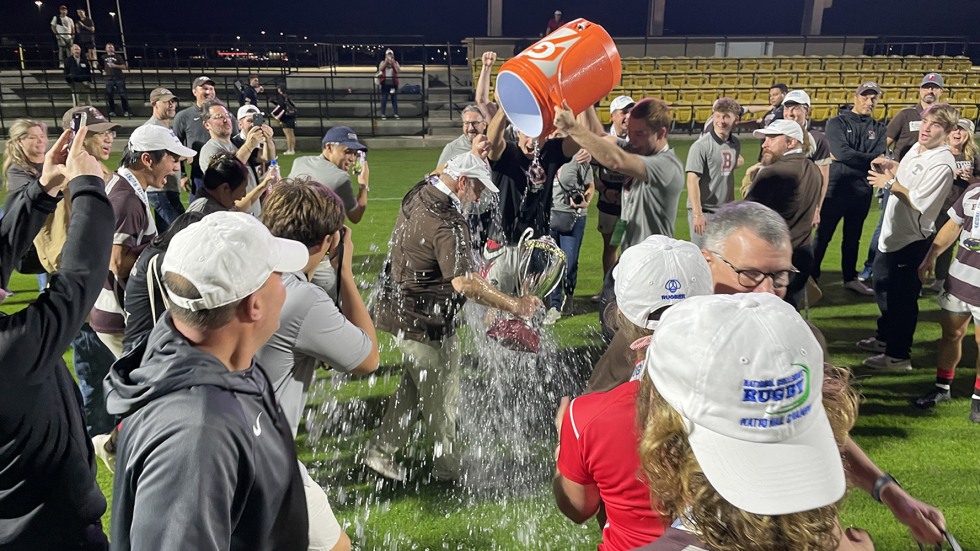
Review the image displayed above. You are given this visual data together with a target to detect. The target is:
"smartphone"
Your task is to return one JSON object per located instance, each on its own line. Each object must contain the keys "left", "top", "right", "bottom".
{"left": 252, "top": 113, "right": 264, "bottom": 127}
{"left": 68, "top": 111, "right": 87, "bottom": 146}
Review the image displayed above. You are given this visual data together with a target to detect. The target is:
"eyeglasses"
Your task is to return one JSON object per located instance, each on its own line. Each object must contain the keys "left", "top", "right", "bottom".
{"left": 208, "top": 114, "right": 232, "bottom": 121}
{"left": 463, "top": 121, "right": 485, "bottom": 127}
{"left": 708, "top": 250, "right": 798, "bottom": 290}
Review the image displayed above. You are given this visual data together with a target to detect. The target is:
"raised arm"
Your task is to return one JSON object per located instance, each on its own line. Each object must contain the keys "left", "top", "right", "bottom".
{"left": 487, "top": 107, "right": 508, "bottom": 162}
{"left": 475, "top": 52, "right": 498, "bottom": 120}
{"left": 0, "top": 128, "right": 113, "bottom": 384}
{"left": 553, "top": 104, "right": 649, "bottom": 181}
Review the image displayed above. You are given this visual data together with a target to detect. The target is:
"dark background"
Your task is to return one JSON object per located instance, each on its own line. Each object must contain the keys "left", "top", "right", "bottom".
{"left": 5, "top": 0, "right": 979, "bottom": 45}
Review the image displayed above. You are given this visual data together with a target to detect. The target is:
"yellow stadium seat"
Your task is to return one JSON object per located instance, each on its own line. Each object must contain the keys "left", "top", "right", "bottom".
{"left": 958, "top": 104, "right": 978, "bottom": 121}
{"left": 685, "top": 75, "right": 708, "bottom": 88}
{"left": 809, "top": 104, "right": 832, "bottom": 123}
{"left": 639, "top": 59, "right": 657, "bottom": 73}
{"left": 623, "top": 58, "right": 642, "bottom": 74}
{"left": 671, "top": 103, "right": 694, "bottom": 128}
{"left": 740, "top": 59, "right": 761, "bottom": 72}
{"left": 694, "top": 105, "right": 714, "bottom": 124}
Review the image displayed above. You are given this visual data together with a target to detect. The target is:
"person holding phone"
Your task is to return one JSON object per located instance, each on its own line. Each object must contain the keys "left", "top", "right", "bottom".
{"left": 377, "top": 49, "right": 400, "bottom": 120}
{"left": 235, "top": 104, "right": 276, "bottom": 191}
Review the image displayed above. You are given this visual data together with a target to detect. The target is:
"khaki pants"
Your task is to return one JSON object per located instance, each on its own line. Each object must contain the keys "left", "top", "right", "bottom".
{"left": 371, "top": 336, "right": 461, "bottom": 478}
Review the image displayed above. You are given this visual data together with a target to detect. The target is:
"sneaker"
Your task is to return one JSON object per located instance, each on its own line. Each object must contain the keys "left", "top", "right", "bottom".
{"left": 856, "top": 336, "right": 886, "bottom": 353}
{"left": 843, "top": 279, "right": 875, "bottom": 296}
{"left": 971, "top": 398, "right": 980, "bottom": 423}
{"left": 857, "top": 268, "right": 872, "bottom": 283}
{"left": 108, "top": 111, "right": 117, "bottom": 118}
{"left": 912, "top": 387, "right": 951, "bottom": 409}
{"left": 284, "top": 149, "right": 295, "bottom": 155}
{"left": 380, "top": 115, "right": 387, "bottom": 120}
{"left": 92, "top": 433, "right": 116, "bottom": 474}
{"left": 542, "top": 307, "right": 561, "bottom": 326}
{"left": 590, "top": 294, "right": 601, "bottom": 303}
{"left": 862, "top": 353, "right": 913, "bottom": 371}
{"left": 364, "top": 447, "right": 406, "bottom": 482}
{"left": 393, "top": 114, "right": 400, "bottom": 119}
{"left": 124, "top": 112, "right": 132, "bottom": 118}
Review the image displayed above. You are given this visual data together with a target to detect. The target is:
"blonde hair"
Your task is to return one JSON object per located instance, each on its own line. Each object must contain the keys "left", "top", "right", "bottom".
{"left": 953, "top": 126, "right": 978, "bottom": 162}
{"left": 3, "top": 119, "right": 46, "bottom": 186}
{"left": 636, "top": 365, "right": 858, "bottom": 551}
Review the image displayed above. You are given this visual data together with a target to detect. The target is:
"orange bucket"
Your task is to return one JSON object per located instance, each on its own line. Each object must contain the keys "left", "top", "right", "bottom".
{"left": 495, "top": 18, "right": 621, "bottom": 138}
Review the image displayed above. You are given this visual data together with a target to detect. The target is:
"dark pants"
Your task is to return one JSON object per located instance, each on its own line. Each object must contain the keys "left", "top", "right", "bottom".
{"left": 861, "top": 190, "right": 889, "bottom": 280}
{"left": 105, "top": 79, "right": 129, "bottom": 114}
{"left": 147, "top": 190, "right": 186, "bottom": 233}
{"left": 812, "top": 192, "right": 872, "bottom": 282}
{"left": 873, "top": 239, "right": 931, "bottom": 360}
{"left": 550, "top": 215, "right": 587, "bottom": 310}
{"left": 786, "top": 243, "right": 814, "bottom": 310}
{"left": 381, "top": 84, "right": 398, "bottom": 116}
{"left": 72, "top": 322, "right": 116, "bottom": 436}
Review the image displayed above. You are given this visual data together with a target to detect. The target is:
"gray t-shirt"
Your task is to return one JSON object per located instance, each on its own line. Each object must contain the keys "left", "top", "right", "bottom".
{"left": 144, "top": 117, "right": 181, "bottom": 193}
{"left": 551, "top": 160, "right": 594, "bottom": 215}
{"left": 199, "top": 138, "right": 261, "bottom": 217}
{"left": 436, "top": 134, "right": 473, "bottom": 168}
{"left": 684, "top": 130, "right": 740, "bottom": 213}
{"left": 254, "top": 272, "right": 373, "bottom": 436}
{"left": 620, "top": 144, "right": 685, "bottom": 249}
{"left": 287, "top": 155, "right": 356, "bottom": 212}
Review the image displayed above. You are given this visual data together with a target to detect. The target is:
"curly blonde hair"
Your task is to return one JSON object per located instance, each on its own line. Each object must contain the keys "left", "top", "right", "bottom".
{"left": 3, "top": 119, "right": 46, "bottom": 186}
{"left": 636, "top": 364, "right": 858, "bottom": 551}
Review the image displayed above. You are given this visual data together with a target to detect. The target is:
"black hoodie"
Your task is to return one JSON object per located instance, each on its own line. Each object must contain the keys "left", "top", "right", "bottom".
{"left": 105, "top": 315, "right": 308, "bottom": 551}
{"left": 824, "top": 107, "right": 887, "bottom": 199}
{"left": 0, "top": 176, "right": 112, "bottom": 549}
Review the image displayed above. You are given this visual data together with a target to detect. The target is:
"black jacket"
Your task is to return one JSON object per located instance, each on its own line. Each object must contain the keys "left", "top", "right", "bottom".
{"left": 825, "top": 108, "right": 887, "bottom": 199}
{"left": 0, "top": 176, "right": 112, "bottom": 549}
{"left": 64, "top": 56, "right": 93, "bottom": 83}
{"left": 106, "top": 315, "right": 308, "bottom": 551}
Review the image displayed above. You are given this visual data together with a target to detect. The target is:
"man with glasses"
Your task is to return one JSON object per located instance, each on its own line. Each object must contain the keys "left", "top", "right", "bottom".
{"left": 437, "top": 105, "right": 487, "bottom": 169}
{"left": 289, "top": 126, "right": 370, "bottom": 224}
{"left": 90, "top": 125, "right": 195, "bottom": 358}
{"left": 744, "top": 119, "right": 823, "bottom": 308}
{"left": 143, "top": 87, "right": 185, "bottom": 231}
{"left": 695, "top": 200, "right": 949, "bottom": 548}
{"left": 198, "top": 100, "right": 268, "bottom": 217}
{"left": 811, "top": 82, "right": 887, "bottom": 296}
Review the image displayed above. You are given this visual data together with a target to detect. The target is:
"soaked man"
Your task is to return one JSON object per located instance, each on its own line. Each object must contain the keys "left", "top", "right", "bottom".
{"left": 368, "top": 147, "right": 540, "bottom": 483}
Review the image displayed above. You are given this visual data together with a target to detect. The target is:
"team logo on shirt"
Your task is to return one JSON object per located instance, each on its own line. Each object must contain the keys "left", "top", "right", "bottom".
{"left": 867, "top": 130, "right": 876, "bottom": 140}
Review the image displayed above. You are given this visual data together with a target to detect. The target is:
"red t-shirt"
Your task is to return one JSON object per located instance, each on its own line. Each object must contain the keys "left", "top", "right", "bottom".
{"left": 557, "top": 381, "right": 667, "bottom": 550}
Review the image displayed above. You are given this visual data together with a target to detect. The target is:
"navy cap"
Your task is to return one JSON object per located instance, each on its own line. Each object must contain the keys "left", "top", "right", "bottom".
{"left": 322, "top": 126, "right": 367, "bottom": 150}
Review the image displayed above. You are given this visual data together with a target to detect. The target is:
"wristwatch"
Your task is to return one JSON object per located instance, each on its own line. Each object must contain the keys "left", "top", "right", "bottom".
{"left": 884, "top": 177, "right": 896, "bottom": 192}
{"left": 871, "top": 472, "right": 902, "bottom": 502}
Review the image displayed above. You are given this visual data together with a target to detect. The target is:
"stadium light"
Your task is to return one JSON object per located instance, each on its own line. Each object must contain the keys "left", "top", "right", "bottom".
{"left": 34, "top": 1, "right": 42, "bottom": 10}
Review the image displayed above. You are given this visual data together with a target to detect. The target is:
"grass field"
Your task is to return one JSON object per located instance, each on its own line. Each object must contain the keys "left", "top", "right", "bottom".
{"left": 2, "top": 139, "right": 978, "bottom": 549}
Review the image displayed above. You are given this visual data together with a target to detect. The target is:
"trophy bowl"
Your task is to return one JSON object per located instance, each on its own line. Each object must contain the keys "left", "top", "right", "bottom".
{"left": 487, "top": 236, "right": 566, "bottom": 353}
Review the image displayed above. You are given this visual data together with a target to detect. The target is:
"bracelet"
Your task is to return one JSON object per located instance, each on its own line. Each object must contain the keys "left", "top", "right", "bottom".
{"left": 359, "top": 183, "right": 370, "bottom": 192}
{"left": 871, "top": 472, "right": 901, "bottom": 502}
{"left": 884, "top": 177, "right": 896, "bottom": 192}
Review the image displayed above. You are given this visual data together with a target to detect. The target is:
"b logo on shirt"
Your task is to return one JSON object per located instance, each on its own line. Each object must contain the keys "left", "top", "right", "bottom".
{"left": 720, "top": 149, "right": 735, "bottom": 176}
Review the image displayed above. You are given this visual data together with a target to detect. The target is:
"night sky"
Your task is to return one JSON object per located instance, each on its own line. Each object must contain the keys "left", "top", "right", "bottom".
{"left": 4, "top": 0, "right": 978, "bottom": 48}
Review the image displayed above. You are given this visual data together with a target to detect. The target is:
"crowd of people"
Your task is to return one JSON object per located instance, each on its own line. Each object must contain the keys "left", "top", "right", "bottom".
{"left": 0, "top": 43, "right": 974, "bottom": 550}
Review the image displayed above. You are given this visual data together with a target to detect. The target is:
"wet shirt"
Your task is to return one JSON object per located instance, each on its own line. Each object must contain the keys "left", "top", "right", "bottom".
{"left": 437, "top": 134, "right": 473, "bottom": 168}
{"left": 489, "top": 139, "right": 569, "bottom": 244}
{"left": 375, "top": 181, "right": 475, "bottom": 342}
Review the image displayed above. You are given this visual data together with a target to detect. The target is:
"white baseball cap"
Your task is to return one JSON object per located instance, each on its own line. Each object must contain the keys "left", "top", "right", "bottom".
{"left": 444, "top": 152, "right": 498, "bottom": 193}
{"left": 609, "top": 95, "right": 635, "bottom": 114}
{"left": 753, "top": 118, "right": 805, "bottom": 143}
{"left": 781, "top": 89, "right": 811, "bottom": 107}
{"left": 645, "top": 293, "right": 845, "bottom": 516}
{"left": 162, "top": 211, "right": 309, "bottom": 312}
{"left": 128, "top": 124, "right": 197, "bottom": 159}
{"left": 612, "top": 235, "right": 712, "bottom": 329}
{"left": 236, "top": 104, "right": 261, "bottom": 120}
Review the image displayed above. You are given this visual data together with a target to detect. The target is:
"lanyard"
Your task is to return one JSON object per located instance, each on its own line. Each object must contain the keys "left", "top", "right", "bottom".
{"left": 117, "top": 167, "right": 149, "bottom": 207}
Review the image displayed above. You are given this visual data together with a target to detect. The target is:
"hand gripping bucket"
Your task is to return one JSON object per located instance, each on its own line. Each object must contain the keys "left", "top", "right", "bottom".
{"left": 495, "top": 18, "right": 621, "bottom": 138}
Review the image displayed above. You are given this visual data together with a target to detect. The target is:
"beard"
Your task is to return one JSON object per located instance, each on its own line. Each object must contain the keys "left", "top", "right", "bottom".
{"left": 761, "top": 149, "right": 782, "bottom": 166}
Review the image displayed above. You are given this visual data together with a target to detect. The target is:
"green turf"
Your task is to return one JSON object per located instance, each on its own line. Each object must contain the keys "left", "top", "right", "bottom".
{"left": 2, "top": 140, "right": 978, "bottom": 549}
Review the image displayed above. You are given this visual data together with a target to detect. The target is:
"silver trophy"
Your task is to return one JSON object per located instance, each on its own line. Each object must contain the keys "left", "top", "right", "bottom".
{"left": 487, "top": 235, "right": 567, "bottom": 353}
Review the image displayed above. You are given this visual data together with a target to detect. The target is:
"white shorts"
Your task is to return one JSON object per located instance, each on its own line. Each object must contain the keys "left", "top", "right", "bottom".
{"left": 938, "top": 291, "right": 980, "bottom": 320}
{"left": 299, "top": 461, "right": 344, "bottom": 551}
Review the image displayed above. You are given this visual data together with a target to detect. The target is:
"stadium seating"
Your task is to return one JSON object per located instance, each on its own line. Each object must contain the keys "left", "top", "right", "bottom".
{"left": 473, "top": 54, "right": 977, "bottom": 131}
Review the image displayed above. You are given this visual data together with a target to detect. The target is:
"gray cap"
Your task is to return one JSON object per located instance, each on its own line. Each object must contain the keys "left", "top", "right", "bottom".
{"left": 920, "top": 72, "right": 944, "bottom": 88}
